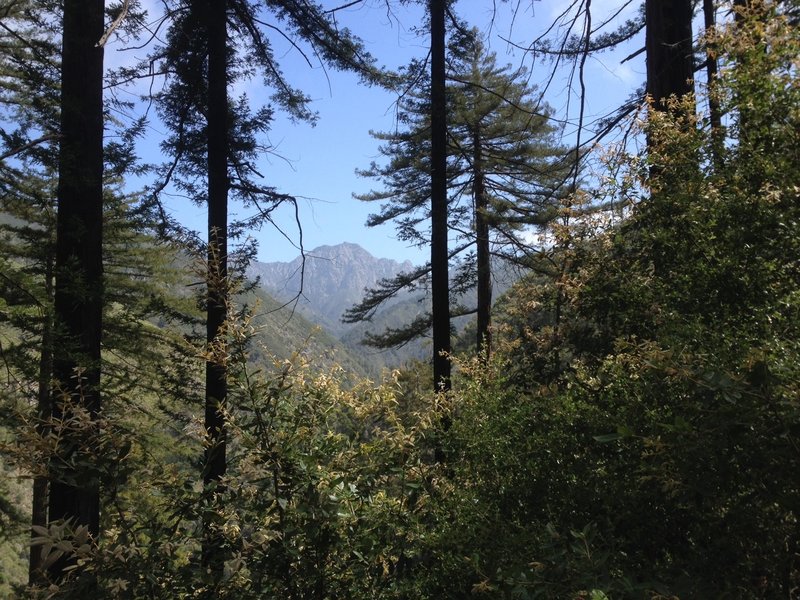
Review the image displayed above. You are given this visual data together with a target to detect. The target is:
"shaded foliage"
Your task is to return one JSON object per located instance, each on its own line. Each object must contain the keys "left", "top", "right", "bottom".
{"left": 1, "top": 1, "right": 798, "bottom": 598}
{"left": 431, "top": 3, "right": 800, "bottom": 596}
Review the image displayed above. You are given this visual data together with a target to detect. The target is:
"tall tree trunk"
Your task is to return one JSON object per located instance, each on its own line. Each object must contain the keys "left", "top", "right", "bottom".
{"left": 430, "top": 0, "right": 450, "bottom": 392}
{"left": 48, "top": 0, "right": 104, "bottom": 583}
{"left": 703, "top": 0, "right": 723, "bottom": 168}
{"left": 645, "top": 0, "right": 694, "bottom": 110}
{"left": 29, "top": 259, "right": 53, "bottom": 584}
{"left": 645, "top": 0, "right": 695, "bottom": 182}
{"left": 473, "top": 129, "right": 491, "bottom": 358}
{"left": 202, "top": 0, "right": 229, "bottom": 578}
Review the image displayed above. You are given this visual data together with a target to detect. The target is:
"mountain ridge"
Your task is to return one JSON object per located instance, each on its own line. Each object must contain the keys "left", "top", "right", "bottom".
{"left": 248, "top": 241, "right": 521, "bottom": 373}
{"left": 249, "top": 242, "right": 416, "bottom": 334}
{"left": 248, "top": 242, "right": 427, "bottom": 372}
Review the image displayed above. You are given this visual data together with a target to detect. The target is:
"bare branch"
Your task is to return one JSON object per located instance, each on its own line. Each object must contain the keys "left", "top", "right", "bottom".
{"left": 97, "top": 0, "right": 131, "bottom": 47}
{"left": 324, "top": 0, "right": 364, "bottom": 14}
{"left": 574, "top": 0, "right": 592, "bottom": 190}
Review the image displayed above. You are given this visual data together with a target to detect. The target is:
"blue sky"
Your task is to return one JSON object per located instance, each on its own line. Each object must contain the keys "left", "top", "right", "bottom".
{"left": 117, "top": 0, "right": 644, "bottom": 264}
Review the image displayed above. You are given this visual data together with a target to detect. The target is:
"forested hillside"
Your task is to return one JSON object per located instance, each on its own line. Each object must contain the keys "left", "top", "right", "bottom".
{"left": 248, "top": 242, "right": 520, "bottom": 372}
{"left": 249, "top": 243, "right": 416, "bottom": 335}
{"left": 249, "top": 242, "right": 430, "bottom": 371}
{"left": 1, "top": 0, "right": 798, "bottom": 597}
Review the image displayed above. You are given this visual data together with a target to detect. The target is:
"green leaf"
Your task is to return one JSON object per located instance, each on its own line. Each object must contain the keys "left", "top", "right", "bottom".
{"left": 593, "top": 432, "right": 622, "bottom": 443}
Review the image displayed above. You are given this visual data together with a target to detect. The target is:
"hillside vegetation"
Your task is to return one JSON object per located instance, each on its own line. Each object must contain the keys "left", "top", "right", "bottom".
{"left": 0, "top": 1, "right": 798, "bottom": 598}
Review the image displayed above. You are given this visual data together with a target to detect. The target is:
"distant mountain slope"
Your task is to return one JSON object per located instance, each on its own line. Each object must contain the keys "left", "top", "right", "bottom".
{"left": 241, "top": 285, "right": 377, "bottom": 380}
{"left": 249, "top": 243, "right": 416, "bottom": 335}
{"left": 248, "top": 242, "right": 523, "bottom": 372}
{"left": 248, "top": 243, "right": 426, "bottom": 369}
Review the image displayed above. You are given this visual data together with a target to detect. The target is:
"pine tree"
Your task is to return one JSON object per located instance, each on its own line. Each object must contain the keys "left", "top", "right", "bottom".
{"left": 0, "top": 2, "right": 60, "bottom": 582}
{"left": 151, "top": 0, "right": 379, "bottom": 581}
{"left": 1, "top": 1, "right": 192, "bottom": 586}
{"left": 0, "top": 175, "right": 56, "bottom": 584}
{"left": 203, "top": 0, "right": 229, "bottom": 575}
{"left": 346, "top": 29, "right": 566, "bottom": 358}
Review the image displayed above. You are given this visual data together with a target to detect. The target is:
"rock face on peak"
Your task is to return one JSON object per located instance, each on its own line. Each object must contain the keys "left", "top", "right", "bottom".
{"left": 248, "top": 242, "right": 416, "bottom": 336}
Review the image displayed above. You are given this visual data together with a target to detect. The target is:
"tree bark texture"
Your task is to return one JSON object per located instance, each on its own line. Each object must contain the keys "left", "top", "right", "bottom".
{"left": 703, "top": 0, "right": 723, "bottom": 168}
{"left": 645, "top": 0, "right": 694, "bottom": 108}
{"left": 472, "top": 128, "right": 491, "bottom": 358}
{"left": 30, "top": 260, "right": 53, "bottom": 584}
{"left": 430, "top": 0, "right": 451, "bottom": 392}
{"left": 48, "top": 0, "right": 104, "bottom": 577}
{"left": 203, "top": 0, "right": 229, "bottom": 576}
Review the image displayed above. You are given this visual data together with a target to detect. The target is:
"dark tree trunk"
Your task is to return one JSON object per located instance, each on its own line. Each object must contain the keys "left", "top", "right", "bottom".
{"left": 30, "top": 260, "right": 53, "bottom": 584}
{"left": 645, "top": 0, "right": 696, "bottom": 181}
{"left": 430, "top": 0, "right": 450, "bottom": 392}
{"left": 645, "top": 0, "right": 694, "bottom": 109}
{"left": 48, "top": 0, "right": 104, "bottom": 582}
{"left": 29, "top": 477, "right": 48, "bottom": 580}
{"left": 473, "top": 129, "right": 491, "bottom": 358}
{"left": 202, "top": 0, "right": 229, "bottom": 577}
{"left": 703, "top": 0, "right": 723, "bottom": 167}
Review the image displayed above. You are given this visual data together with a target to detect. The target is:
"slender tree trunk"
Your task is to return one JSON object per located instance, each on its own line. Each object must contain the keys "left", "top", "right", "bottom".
{"left": 430, "top": 0, "right": 450, "bottom": 392}
{"left": 703, "top": 0, "right": 721, "bottom": 128}
{"left": 202, "top": 0, "right": 229, "bottom": 578}
{"left": 30, "top": 260, "right": 53, "bottom": 584}
{"left": 645, "top": 0, "right": 694, "bottom": 110}
{"left": 703, "top": 0, "right": 723, "bottom": 168}
{"left": 48, "top": 0, "right": 104, "bottom": 583}
{"left": 472, "top": 129, "right": 491, "bottom": 358}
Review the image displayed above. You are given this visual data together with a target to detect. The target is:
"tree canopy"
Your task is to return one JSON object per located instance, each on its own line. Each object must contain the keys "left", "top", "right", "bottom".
{"left": 346, "top": 29, "right": 567, "bottom": 355}
{"left": 0, "top": 0, "right": 798, "bottom": 597}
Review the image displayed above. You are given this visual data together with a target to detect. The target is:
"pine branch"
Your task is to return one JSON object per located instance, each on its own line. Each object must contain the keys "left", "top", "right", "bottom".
{"left": 0, "top": 133, "right": 59, "bottom": 161}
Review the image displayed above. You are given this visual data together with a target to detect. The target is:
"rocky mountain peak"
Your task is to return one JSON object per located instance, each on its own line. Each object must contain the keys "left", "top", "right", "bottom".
{"left": 248, "top": 242, "right": 415, "bottom": 334}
